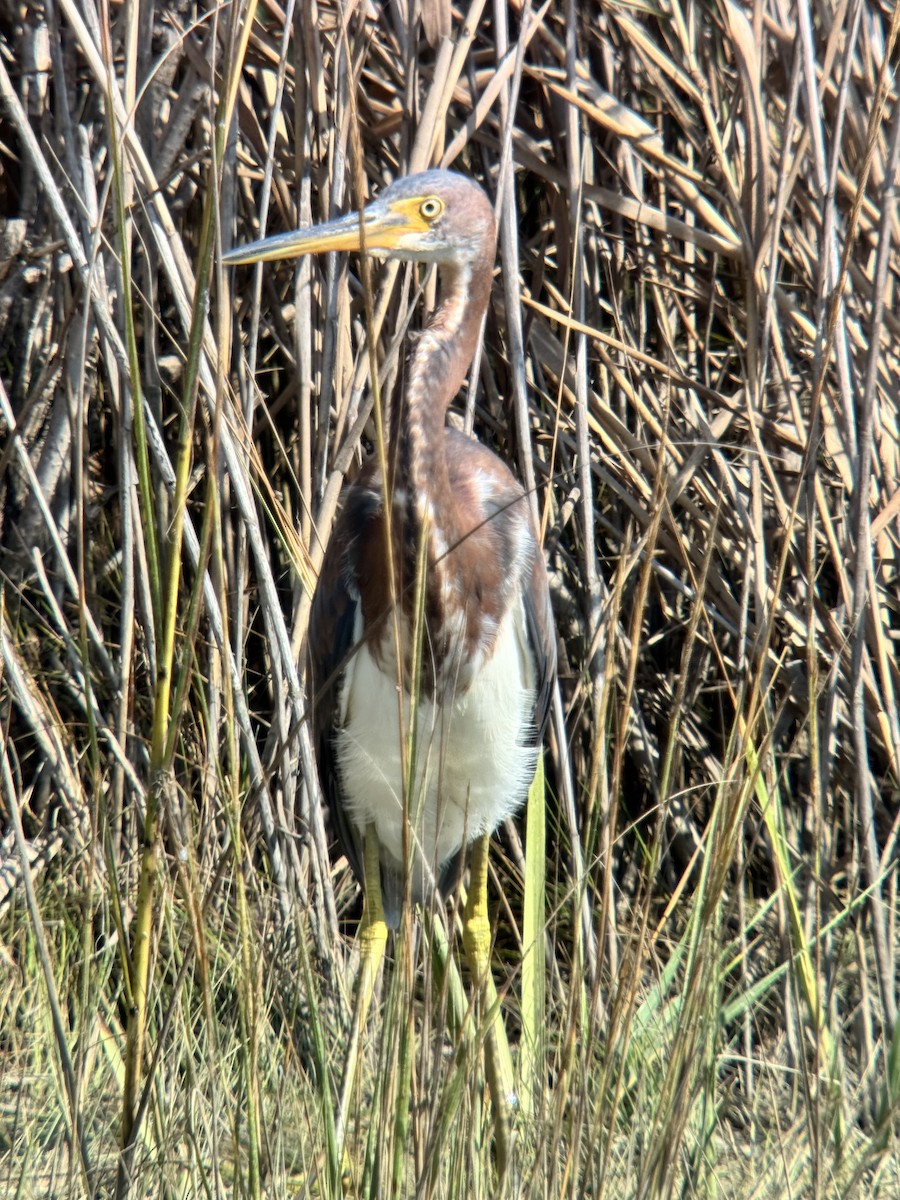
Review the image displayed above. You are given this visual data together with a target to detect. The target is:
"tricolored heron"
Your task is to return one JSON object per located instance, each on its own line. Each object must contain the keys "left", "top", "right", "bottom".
{"left": 224, "top": 169, "right": 555, "bottom": 1170}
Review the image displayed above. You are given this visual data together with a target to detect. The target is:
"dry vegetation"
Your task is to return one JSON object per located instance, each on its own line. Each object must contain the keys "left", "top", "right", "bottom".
{"left": 1, "top": 0, "right": 899, "bottom": 1196}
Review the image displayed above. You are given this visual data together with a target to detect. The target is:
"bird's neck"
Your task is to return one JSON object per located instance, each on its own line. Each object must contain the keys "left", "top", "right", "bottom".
{"left": 399, "top": 259, "right": 490, "bottom": 523}
{"left": 386, "top": 258, "right": 491, "bottom": 661}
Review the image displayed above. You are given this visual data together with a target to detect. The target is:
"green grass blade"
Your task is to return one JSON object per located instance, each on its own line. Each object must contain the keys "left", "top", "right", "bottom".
{"left": 518, "top": 753, "right": 547, "bottom": 1121}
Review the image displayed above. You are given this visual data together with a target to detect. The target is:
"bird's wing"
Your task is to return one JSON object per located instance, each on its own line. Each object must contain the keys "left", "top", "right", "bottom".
{"left": 306, "top": 478, "right": 384, "bottom": 889}
{"left": 445, "top": 429, "right": 556, "bottom": 744}
{"left": 524, "top": 547, "right": 557, "bottom": 746}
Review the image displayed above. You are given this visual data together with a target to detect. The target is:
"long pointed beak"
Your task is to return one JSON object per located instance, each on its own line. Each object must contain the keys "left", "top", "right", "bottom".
{"left": 222, "top": 201, "right": 409, "bottom": 266}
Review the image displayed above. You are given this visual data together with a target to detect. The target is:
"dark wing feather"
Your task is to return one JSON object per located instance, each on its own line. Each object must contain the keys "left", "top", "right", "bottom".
{"left": 524, "top": 548, "right": 556, "bottom": 747}
{"left": 306, "top": 476, "right": 383, "bottom": 890}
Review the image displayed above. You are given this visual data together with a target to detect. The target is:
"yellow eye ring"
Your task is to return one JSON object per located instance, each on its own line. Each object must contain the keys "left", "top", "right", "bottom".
{"left": 419, "top": 197, "right": 443, "bottom": 220}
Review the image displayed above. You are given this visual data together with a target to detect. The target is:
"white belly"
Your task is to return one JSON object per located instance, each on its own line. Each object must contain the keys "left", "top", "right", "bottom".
{"left": 335, "top": 604, "right": 537, "bottom": 896}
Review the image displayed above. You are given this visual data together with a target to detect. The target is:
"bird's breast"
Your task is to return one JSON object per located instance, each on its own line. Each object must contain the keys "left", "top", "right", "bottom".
{"left": 351, "top": 478, "right": 531, "bottom": 695}
{"left": 334, "top": 594, "right": 539, "bottom": 891}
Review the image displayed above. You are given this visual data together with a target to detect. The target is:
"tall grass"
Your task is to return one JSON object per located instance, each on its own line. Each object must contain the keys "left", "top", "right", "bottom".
{"left": 1, "top": 0, "right": 899, "bottom": 1196}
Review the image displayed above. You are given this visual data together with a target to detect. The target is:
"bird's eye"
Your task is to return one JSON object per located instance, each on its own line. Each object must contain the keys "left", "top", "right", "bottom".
{"left": 419, "top": 197, "right": 443, "bottom": 220}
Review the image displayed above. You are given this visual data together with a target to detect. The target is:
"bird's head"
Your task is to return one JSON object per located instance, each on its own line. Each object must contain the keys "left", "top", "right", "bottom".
{"left": 223, "top": 169, "right": 496, "bottom": 271}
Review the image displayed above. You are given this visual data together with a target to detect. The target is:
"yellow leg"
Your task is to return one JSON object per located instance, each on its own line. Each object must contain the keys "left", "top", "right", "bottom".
{"left": 335, "top": 825, "right": 388, "bottom": 1178}
{"left": 463, "top": 833, "right": 515, "bottom": 1178}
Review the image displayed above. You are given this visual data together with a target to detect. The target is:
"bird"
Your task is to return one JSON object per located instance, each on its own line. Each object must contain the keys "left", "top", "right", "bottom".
{"left": 224, "top": 168, "right": 555, "bottom": 1167}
